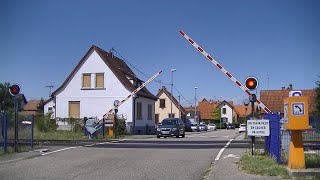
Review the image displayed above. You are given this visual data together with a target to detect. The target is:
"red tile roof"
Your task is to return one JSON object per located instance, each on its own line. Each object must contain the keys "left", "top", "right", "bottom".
{"left": 197, "top": 99, "right": 220, "bottom": 120}
{"left": 233, "top": 105, "right": 251, "bottom": 118}
{"left": 260, "top": 89, "right": 316, "bottom": 114}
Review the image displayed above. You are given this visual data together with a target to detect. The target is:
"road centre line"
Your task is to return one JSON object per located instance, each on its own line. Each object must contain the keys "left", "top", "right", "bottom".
{"left": 215, "top": 139, "right": 233, "bottom": 161}
{"left": 41, "top": 146, "right": 80, "bottom": 156}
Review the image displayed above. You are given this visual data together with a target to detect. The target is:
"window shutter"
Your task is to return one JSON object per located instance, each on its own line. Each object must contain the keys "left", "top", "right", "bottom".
{"left": 83, "top": 74, "right": 91, "bottom": 88}
{"left": 69, "top": 101, "right": 80, "bottom": 118}
{"left": 96, "top": 73, "right": 104, "bottom": 88}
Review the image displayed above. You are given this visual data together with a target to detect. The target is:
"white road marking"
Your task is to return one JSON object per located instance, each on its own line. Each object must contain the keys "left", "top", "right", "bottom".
{"left": 41, "top": 146, "right": 80, "bottom": 156}
{"left": 215, "top": 139, "right": 233, "bottom": 161}
{"left": 223, "top": 154, "right": 240, "bottom": 159}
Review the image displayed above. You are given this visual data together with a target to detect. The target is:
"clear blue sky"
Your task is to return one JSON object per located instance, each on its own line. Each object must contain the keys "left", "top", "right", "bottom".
{"left": 1, "top": 0, "right": 319, "bottom": 106}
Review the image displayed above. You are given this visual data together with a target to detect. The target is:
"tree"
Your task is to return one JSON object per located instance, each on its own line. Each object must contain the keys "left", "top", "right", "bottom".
{"left": 0, "top": 82, "right": 14, "bottom": 112}
{"left": 211, "top": 107, "right": 221, "bottom": 122}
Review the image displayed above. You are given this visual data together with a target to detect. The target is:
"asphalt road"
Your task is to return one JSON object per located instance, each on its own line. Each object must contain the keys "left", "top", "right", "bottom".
{"left": 0, "top": 129, "right": 248, "bottom": 180}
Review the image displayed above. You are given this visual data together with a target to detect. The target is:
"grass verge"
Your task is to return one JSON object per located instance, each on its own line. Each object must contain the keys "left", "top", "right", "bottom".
{"left": 238, "top": 150, "right": 290, "bottom": 179}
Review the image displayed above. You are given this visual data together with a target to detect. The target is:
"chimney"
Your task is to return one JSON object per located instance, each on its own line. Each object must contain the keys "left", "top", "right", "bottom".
{"left": 281, "top": 87, "right": 285, "bottom": 90}
{"left": 289, "top": 84, "right": 293, "bottom": 90}
{"left": 162, "top": 86, "right": 166, "bottom": 90}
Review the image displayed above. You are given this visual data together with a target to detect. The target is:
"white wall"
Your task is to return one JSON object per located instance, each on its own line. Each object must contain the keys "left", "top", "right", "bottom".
{"left": 54, "top": 50, "right": 132, "bottom": 121}
{"left": 220, "top": 104, "right": 233, "bottom": 124}
{"left": 44, "top": 99, "right": 55, "bottom": 119}
{"left": 135, "top": 97, "right": 155, "bottom": 127}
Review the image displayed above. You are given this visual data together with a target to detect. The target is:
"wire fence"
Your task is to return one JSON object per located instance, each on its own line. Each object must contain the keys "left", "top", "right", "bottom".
{"left": 1, "top": 112, "right": 34, "bottom": 153}
{"left": 281, "top": 116, "right": 320, "bottom": 164}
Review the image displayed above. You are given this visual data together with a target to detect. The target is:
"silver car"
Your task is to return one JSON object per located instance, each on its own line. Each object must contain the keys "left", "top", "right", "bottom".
{"left": 207, "top": 123, "right": 217, "bottom": 131}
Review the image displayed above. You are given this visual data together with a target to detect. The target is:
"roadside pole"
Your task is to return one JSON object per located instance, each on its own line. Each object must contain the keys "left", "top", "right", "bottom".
{"left": 14, "top": 96, "right": 18, "bottom": 152}
{"left": 251, "top": 99, "right": 255, "bottom": 156}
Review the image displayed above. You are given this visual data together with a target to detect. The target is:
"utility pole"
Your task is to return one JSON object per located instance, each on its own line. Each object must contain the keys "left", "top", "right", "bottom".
{"left": 170, "top": 69, "right": 176, "bottom": 118}
{"left": 194, "top": 86, "right": 198, "bottom": 124}
{"left": 45, "top": 85, "right": 54, "bottom": 97}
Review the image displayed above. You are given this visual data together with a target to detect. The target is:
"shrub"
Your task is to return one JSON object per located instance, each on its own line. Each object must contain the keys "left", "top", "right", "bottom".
{"left": 34, "top": 113, "right": 57, "bottom": 132}
{"left": 116, "top": 117, "right": 126, "bottom": 135}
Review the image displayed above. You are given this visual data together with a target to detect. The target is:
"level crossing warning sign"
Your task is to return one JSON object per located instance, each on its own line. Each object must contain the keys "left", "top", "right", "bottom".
{"left": 247, "top": 119, "right": 270, "bottom": 136}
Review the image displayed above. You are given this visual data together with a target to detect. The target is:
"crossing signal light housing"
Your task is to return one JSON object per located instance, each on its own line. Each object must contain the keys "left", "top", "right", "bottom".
{"left": 245, "top": 77, "right": 258, "bottom": 90}
{"left": 9, "top": 84, "right": 21, "bottom": 96}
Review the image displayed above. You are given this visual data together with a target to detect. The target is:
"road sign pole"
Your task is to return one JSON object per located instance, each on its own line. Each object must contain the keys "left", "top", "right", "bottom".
{"left": 251, "top": 100, "right": 255, "bottom": 156}
{"left": 14, "top": 96, "right": 18, "bottom": 152}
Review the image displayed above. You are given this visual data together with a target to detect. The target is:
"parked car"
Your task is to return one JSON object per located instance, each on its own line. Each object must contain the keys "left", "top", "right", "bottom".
{"left": 199, "top": 124, "right": 207, "bottom": 131}
{"left": 190, "top": 122, "right": 199, "bottom": 132}
{"left": 226, "top": 123, "right": 235, "bottom": 129}
{"left": 156, "top": 118, "right": 185, "bottom": 138}
{"left": 239, "top": 124, "right": 246, "bottom": 133}
{"left": 207, "top": 123, "right": 217, "bottom": 131}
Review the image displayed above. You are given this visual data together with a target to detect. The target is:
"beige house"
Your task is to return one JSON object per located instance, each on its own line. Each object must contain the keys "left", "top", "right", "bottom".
{"left": 155, "top": 86, "right": 186, "bottom": 123}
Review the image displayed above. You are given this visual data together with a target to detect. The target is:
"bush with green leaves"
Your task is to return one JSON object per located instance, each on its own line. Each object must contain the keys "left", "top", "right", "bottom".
{"left": 116, "top": 117, "right": 126, "bottom": 135}
{"left": 35, "top": 113, "right": 57, "bottom": 132}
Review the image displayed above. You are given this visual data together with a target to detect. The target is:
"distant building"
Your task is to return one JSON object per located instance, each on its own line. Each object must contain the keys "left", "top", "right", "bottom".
{"left": 155, "top": 86, "right": 186, "bottom": 123}
{"left": 21, "top": 99, "right": 41, "bottom": 116}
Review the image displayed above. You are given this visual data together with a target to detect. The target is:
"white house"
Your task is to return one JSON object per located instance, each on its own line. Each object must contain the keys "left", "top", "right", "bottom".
{"left": 217, "top": 100, "right": 235, "bottom": 124}
{"left": 155, "top": 86, "right": 186, "bottom": 123}
{"left": 44, "top": 45, "right": 158, "bottom": 134}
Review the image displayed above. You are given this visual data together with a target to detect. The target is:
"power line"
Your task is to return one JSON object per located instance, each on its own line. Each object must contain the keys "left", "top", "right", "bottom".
{"left": 112, "top": 48, "right": 171, "bottom": 86}
{"left": 173, "top": 85, "right": 193, "bottom": 105}
{"left": 112, "top": 48, "right": 192, "bottom": 106}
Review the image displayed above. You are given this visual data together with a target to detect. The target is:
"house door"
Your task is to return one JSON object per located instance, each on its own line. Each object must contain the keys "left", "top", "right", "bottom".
{"left": 69, "top": 101, "right": 80, "bottom": 118}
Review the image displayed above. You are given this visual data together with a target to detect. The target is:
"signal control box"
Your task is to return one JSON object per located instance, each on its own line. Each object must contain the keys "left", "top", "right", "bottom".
{"left": 284, "top": 96, "right": 309, "bottom": 130}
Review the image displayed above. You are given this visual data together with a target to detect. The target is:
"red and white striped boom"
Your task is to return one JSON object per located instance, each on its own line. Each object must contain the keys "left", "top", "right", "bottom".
{"left": 102, "top": 70, "right": 163, "bottom": 118}
{"left": 178, "top": 31, "right": 271, "bottom": 113}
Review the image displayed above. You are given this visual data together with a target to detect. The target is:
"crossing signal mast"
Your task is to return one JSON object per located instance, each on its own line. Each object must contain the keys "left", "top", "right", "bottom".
{"left": 178, "top": 31, "right": 271, "bottom": 113}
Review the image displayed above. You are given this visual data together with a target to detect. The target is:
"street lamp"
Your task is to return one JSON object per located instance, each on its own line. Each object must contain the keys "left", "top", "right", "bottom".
{"left": 170, "top": 69, "right": 176, "bottom": 118}
{"left": 194, "top": 86, "right": 198, "bottom": 124}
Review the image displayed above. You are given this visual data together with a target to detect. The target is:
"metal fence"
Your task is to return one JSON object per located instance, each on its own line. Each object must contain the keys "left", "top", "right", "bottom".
{"left": 1, "top": 112, "right": 34, "bottom": 153}
{"left": 280, "top": 115, "right": 320, "bottom": 163}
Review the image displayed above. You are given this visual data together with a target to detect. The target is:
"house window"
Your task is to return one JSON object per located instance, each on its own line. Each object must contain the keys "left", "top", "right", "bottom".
{"left": 222, "top": 108, "right": 226, "bottom": 114}
{"left": 160, "top": 99, "right": 165, "bottom": 108}
{"left": 82, "top": 74, "right": 91, "bottom": 88}
{"left": 168, "top": 113, "right": 175, "bottom": 118}
{"left": 137, "top": 102, "right": 142, "bottom": 120}
{"left": 147, "top": 104, "right": 152, "bottom": 120}
{"left": 95, "top": 73, "right": 104, "bottom": 88}
{"left": 48, "top": 107, "right": 53, "bottom": 113}
{"left": 69, "top": 101, "right": 80, "bottom": 118}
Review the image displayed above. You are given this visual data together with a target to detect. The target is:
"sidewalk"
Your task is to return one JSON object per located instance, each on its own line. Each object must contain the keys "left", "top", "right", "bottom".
{"left": 204, "top": 134, "right": 282, "bottom": 180}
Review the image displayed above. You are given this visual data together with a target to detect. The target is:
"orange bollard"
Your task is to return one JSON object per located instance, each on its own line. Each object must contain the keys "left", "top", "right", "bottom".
{"left": 288, "top": 130, "right": 305, "bottom": 169}
{"left": 108, "top": 127, "right": 114, "bottom": 137}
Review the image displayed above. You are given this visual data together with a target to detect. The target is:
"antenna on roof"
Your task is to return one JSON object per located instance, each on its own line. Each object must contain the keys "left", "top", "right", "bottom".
{"left": 45, "top": 85, "right": 54, "bottom": 97}
{"left": 109, "top": 47, "right": 115, "bottom": 58}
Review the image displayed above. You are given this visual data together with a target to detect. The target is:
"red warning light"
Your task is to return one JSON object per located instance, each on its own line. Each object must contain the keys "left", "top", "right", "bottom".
{"left": 245, "top": 77, "right": 258, "bottom": 90}
{"left": 9, "top": 84, "right": 21, "bottom": 96}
